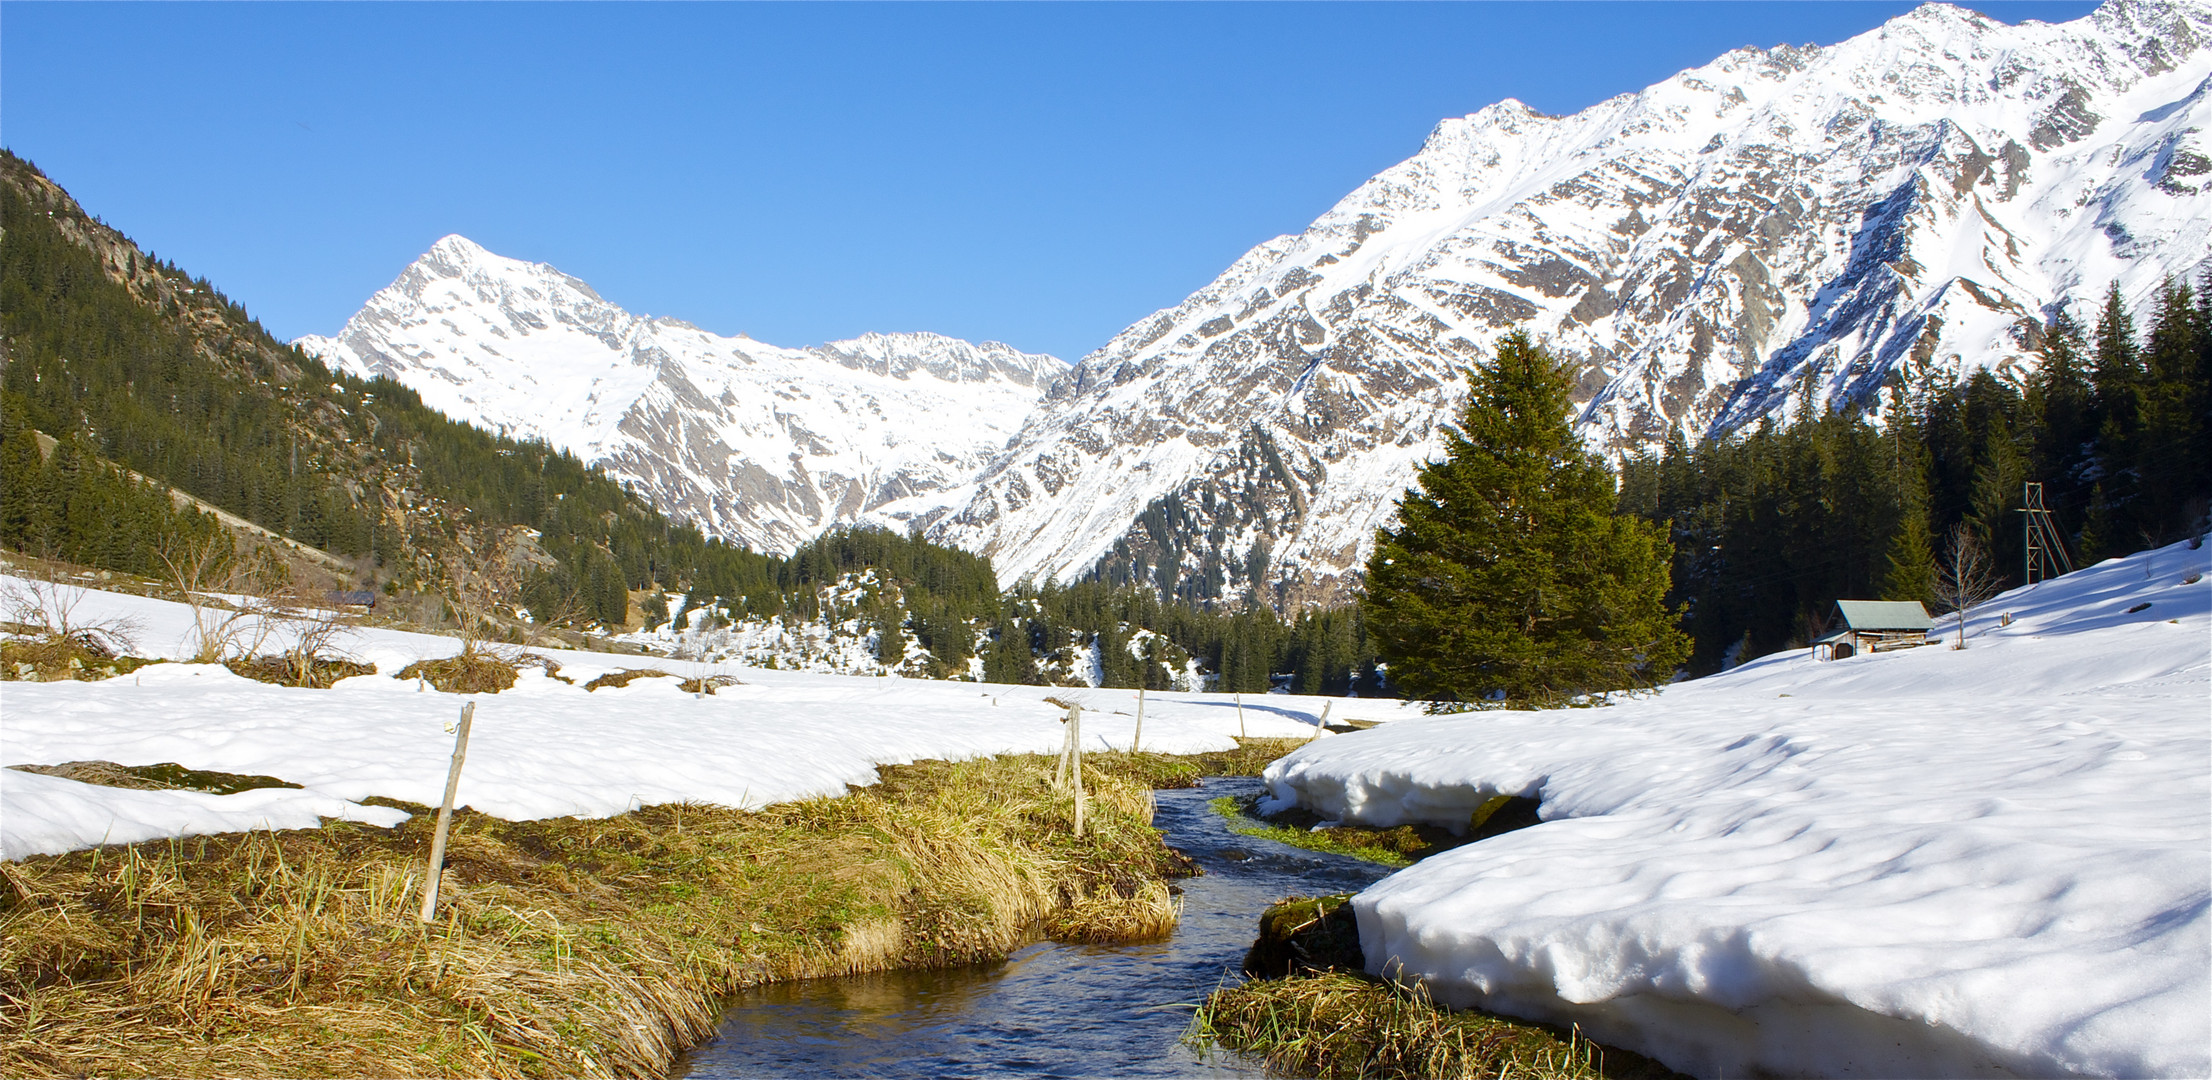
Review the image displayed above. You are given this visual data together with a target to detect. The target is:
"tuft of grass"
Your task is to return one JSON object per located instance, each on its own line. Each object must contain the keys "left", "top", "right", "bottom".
{"left": 1189, "top": 973, "right": 1649, "bottom": 1080}
{"left": 1211, "top": 791, "right": 1543, "bottom": 867}
{"left": 1211, "top": 796, "right": 1439, "bottom": 868}
{"left": 225, "top": 655, "right": 377, "bottom": 689}
{"left": 0, "top": 753, "right": 1193, "bottom": 1079}
{"left": 1188, "top": 737, "right": 1315, "bottom": 778}
{"left": 581, "top": 668, "right": 675, "bottom": 692}
{"left": 1077, "top": 751, "right": 1205, "bottom": 790}
{"left": 396, "top": 654, "right": 520, "bottom": 694}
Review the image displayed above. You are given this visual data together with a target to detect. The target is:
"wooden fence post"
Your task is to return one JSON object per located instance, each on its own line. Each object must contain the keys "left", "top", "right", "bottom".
{"left": 1133, "top": 686, "right": 1145, "bottom": 754}
{"left": 1235, "top": 693, "right": 1246, "bottom": 739}
{"left": 1308, "top": 700, "right": 1332, "bottom": 743}
{"left": 1069, "top": 703, "right": 1085, "bottom": 837}
{"left": 418, "top": 701, "right": 477, "bottom": 923}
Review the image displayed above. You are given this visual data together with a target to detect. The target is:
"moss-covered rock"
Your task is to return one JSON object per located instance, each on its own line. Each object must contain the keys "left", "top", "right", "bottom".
{"left": 1244, "top": 893, "right": 1365, "bottom": 979}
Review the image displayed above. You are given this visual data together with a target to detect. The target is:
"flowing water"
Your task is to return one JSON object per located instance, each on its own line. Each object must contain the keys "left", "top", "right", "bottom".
{"left": 677, "top": 777, "right": 1394, "bottom": 1078}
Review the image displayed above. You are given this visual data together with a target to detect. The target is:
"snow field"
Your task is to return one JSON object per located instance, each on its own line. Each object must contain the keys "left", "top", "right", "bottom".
{"left": 0, "top": 576, "right": 1397, "bottom": 860}
{"left": 1259, "top": 541, "right": 2211, "bottom": 1078}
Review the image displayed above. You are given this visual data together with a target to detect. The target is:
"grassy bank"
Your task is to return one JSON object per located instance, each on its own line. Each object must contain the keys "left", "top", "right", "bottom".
{"left": 1191, "top": 973, "right": 1619, "bottom": 1080}
{"left": 0, "top": 753, "right": 1194, "bottom": 1079}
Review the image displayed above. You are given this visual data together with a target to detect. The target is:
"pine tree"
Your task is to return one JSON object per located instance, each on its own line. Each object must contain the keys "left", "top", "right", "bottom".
{"left": 2139, "top": 278, "right": 2207, "bottom": 539}
{"left": 1364, "top": 331, "right": 1688, "bottom": 703}
{"left": 1881, "top": 380, "right": 1938, "bottom": 606}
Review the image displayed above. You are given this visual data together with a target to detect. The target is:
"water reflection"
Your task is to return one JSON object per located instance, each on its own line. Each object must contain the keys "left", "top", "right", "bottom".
{"left": 679, "top": 778, "right": 1393, "bottom": 1078}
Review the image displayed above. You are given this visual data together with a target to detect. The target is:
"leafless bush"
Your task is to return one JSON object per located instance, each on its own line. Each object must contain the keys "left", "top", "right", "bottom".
{"left": 1931, "top": 525, "right": 2003, "bottom": 650}
{"left": 156, "top": 533, "right": 283, "bottom": 663}
{"left": 435, "top": 526, "right": 523, "bottom": 657}
{"left": 1, "top": 570, "right": 141, "bottom": 659}
{"left": 1, "top": 570, "right": 145, "bottom": 680}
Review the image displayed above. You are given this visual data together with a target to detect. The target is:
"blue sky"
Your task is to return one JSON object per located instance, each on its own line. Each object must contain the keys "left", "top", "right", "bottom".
{"left": 4, "top": 1, "right": 2097, "bottom": 362}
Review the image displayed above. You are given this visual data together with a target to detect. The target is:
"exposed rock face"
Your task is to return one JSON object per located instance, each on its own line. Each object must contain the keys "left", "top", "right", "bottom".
{"left": 298, "top": 236, "right": 1067, "bottom": 555}
{"left": 912, "top": 0, "right": 2212, "bottom": 607}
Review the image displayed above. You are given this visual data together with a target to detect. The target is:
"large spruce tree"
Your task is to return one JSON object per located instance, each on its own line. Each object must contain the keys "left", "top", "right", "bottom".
{"left": 1364, "top": 331, "right": 1688, "bottom": 703}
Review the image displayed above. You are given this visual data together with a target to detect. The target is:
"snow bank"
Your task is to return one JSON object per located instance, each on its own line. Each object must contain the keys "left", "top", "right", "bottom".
{"left": 0, "top": 769, "right": 411, "bottom": 860}
{"left": 0, "top": 575, "right": 1403, "bottom": 860}
{"left": 1260, "top": 541, "right": 2212, "bottom": 1078}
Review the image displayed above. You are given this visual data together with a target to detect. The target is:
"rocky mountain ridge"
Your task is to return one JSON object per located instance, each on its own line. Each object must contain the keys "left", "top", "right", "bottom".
{"left": 908, "top": 0, "right": 2212, "bottom": 607}
{"left": 298, "top": 236, "right": 1066, "bottom": 556}
{"left": 303, "top": 0, "right": 2211, "bottom": 608}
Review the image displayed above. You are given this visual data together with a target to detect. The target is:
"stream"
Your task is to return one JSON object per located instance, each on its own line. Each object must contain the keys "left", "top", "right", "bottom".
{"left": 676, "top": 777, "right": 1394, "bottom": 1078}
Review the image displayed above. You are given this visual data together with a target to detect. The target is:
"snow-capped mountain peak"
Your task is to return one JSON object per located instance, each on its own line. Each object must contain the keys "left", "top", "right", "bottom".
{"left": 297, "top": 238, "right": 1067, "bottom": 554}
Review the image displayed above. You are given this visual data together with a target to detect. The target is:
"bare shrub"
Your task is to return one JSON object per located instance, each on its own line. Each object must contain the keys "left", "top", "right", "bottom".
{"left": 1931, "top": 525, "right": 2003, "bottom": 649}
{"left": 156, "top": 533, "right": 281, "bottom": 664}
{"left": 1, "top": 572, "right": 145, "bottom": 680}
{"left": 434, "top": 526, "right": 524, "bottom": 658}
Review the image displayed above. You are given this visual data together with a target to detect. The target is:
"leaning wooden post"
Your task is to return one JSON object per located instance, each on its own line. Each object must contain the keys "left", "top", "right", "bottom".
{"left": 418, "top": 700, "right": 477, "bottom": 923}
{"left": 1235, "top": 692, "right": 1247, "bottom": 739}
{"left": 1069, "top": 703, "right": 1086, "bottom": 837}
{"left": 1308, "top": 700, "right": 1332, "bottom": 743}
{"left": 1133, "top": 685, "right": 1146, "bottom": 754}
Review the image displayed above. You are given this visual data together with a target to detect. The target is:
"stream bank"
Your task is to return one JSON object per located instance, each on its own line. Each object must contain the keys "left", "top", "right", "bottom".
{"left": 677, "top": 777, "right": 1393, "bottom": 1078}
{"left": 0, "top": 752, "right": 1205, "bottom": 1079}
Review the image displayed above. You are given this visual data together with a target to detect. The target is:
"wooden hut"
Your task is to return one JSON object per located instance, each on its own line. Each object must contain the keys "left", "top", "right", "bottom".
{"left": 1814, "top": 600, "right": 1934, "bottom": 659}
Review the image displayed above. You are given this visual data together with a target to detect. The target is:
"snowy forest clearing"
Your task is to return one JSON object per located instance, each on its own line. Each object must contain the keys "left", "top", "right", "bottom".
{"left": 1257, "top": 540, "right": 2211, "bottom": 1078}
{"left": 0, "top": 577, "right": 1383, "bottom": 860}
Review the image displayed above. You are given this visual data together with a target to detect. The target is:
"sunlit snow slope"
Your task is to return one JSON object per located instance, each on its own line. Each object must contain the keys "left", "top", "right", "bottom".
{"left": 1260, "top": 540, "right": 2212, "bottom": 1078}
{"left": 918, "top": 0, "right": 2212, "bottom": 607}
{"left": 297, "top": 236, "right": 1066, "bottom": 555}
{"left": 0, "top": 575, "right": 1353, "bottom": 860}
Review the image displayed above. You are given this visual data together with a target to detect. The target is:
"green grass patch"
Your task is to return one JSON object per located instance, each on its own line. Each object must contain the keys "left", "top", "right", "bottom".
{"left": 1211, "top": 795, "right": 1454, "bottom": 868}
{"left": 1189, "top": 972, "right": 1683, "bottom": 1080}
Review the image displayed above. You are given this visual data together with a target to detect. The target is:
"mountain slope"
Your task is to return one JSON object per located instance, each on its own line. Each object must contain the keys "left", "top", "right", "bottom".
{"left": 297, "top": 237, "right": 1066, "bottom": 555}
{"left": 913, "top": 0, "right": 2212, "bottom": 607}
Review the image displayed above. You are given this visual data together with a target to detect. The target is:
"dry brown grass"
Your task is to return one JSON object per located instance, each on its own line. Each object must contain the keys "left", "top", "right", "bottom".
{"left": 581, "top": 668, "right": 675, "bottom": 692}
{"left": 396, "top": 654, "right": 521, "bottom": 694}
{"left": 225, "top": 655, "right": 377, "bottom": 689}
{"left": 1192, "top": 974, "right": 1680, "bottom": 1080}
{"left": 1189, "top": 737, "right": 1315, "bottom": 778}
{"left": 0, "top": 754, "right": 1193, "bottom": 1079}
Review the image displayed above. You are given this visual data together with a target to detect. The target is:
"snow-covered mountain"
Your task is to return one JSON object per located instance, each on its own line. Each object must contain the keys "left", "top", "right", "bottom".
{"left": 304, "top": 0, "right": 2210, "bottom": 608}
{"left": 909, "top": 0, "right": 2212, "bottom": 608}
{"left": 297, "top": 236, "right": 1066, "bottom": 554}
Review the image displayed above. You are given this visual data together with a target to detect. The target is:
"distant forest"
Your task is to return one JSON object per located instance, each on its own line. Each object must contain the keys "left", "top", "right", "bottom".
{"left": 1620, "top": 280, "right": 2210, "bottom": 673}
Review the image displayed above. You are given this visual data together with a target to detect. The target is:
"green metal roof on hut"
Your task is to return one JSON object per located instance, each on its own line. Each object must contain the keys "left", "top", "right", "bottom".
{"left": 1833, "top": 600, "right": 1935, "bottom": 631}
{"left": 1816, "top": 600, "right": 1936, "bottom": 659}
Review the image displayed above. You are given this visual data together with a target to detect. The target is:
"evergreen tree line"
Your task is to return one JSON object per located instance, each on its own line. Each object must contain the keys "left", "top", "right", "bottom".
{"left": 0, "top": 424, "right": 230, "bottom": 579}
{"left": 1618, "top": 278, "right": 2211, "bottom": 674}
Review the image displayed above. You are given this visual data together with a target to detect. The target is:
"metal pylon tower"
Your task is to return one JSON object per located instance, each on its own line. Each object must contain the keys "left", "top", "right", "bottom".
{"left": 2020, "top": 482, "right": 2074, "bottom": 585}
